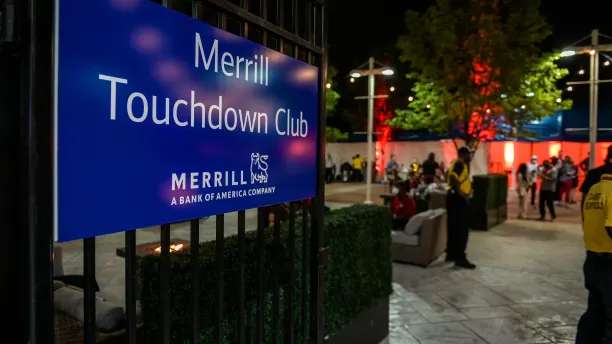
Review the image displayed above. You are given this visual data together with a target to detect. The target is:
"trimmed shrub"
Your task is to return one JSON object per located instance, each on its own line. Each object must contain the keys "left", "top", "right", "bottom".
{"left": 139, "top": 205, "right": 392, "bottom": 343}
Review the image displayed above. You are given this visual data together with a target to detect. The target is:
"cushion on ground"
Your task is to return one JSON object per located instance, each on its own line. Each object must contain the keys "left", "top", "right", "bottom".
{"left": 54, "top": 285, "right": 125, "bottom": 333}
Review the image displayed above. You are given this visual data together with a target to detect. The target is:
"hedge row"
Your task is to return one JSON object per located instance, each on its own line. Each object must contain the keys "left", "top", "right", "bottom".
{"left": 139, "top": 205, "right": 392, "bottom": 343}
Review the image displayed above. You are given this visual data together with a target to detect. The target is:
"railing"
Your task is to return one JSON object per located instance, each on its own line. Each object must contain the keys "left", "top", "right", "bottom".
{"left": 7, "top": 0, "right": 328, "bottom": 342}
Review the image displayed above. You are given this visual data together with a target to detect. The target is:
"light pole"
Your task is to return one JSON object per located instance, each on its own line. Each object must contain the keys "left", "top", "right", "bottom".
{"left": 350, "top": 57, "right": 394, "bottom": 204}
{"left": 561, "top": 29, "right": 612, "bottom": 168}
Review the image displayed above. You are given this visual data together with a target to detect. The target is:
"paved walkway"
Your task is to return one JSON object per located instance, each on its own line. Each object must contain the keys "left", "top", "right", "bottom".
{"left": 326, "top": 182, "right": 587, "bottom": 344}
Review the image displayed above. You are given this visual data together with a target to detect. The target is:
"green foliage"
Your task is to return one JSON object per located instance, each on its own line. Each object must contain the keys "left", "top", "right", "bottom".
{"left": 325, "top": 126, "right": 349, "bottom": 142}
{"left": 139, "top": 205, "right": 392, "bottom": 342}
{"left": 324, "top": 205, "right": 393, "bottom": 335}
{"left": 391, "top": 0, "right": 571, "bottom": 146}
{"left": 326, "top": 66, "right": 341, "bottom": 115}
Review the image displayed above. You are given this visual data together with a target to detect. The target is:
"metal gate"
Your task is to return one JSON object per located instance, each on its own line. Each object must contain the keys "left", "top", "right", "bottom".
{"left": 0, "top": 0, "right": 327, "bottom": 342}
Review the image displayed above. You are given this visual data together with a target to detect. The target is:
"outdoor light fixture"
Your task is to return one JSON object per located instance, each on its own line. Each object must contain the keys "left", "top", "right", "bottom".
{"left": 559, "top": 30, "right": 612, "bottom": 168}
{"left": 326, "top": 82, "right": 332, "bottom": 89}
{"left": 348, "top": 57, "right": 395, "bottom": 204}
{"left": 350, "top": 77, "right": 355, "bottom": 83}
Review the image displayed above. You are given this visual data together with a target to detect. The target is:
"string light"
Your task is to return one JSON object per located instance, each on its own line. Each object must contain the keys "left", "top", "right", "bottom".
{"left": 325, "top": 83, "right": 331, "bottom": 89}
{"left": 578, "top": 69, "right": 585, "bottom": 75}
{"left": 567, "top": 86, "right": 573, "bottom": 92}
{"left": 408, "top": 96, "right": 414, "bottom": 102}
{"left": 389, "top": 86, "right": 396, "bottom": 92}
{"left": 350, "top": 77, "right": 355, "bottom": 83}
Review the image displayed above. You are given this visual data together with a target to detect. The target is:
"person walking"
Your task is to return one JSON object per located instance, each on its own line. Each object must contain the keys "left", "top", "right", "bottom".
{"left": 386, "top": 154, "right": 400, "bottom": 192}
{"left": 527, "top": 155, "right": 539, "bottom": 207}
{"left": 445, "top": 147, "right": 476, "bottom": 269}
{"left": 538, "top": 159, "right": 557, "bottom": 221}
{"left": 516, "top": 163, "right": 530, "bottom": 219}
{"left": 576, "top": 146, "right": 612, "bottom": 343}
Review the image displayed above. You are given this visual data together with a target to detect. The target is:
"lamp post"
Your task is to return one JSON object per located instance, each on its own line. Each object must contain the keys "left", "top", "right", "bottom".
{"left": 350, "top": 57, "right": 394, "bottom": 204}
{"left": 561, "top": 29, "right": 612, "bottom": 168}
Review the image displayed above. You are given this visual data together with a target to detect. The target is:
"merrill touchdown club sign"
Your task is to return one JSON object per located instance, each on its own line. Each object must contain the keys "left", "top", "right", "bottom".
{"left": 54, "top": 0, "right": 319, "bottom": 241}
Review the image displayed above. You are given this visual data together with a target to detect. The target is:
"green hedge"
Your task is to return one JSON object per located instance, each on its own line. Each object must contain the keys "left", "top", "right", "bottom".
{"left": 139, "top": 205, "right": 392, "bottom": 343}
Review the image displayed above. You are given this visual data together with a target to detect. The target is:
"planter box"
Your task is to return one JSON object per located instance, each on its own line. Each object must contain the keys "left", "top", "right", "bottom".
{"left": 326, "top": 296, "right": 389, "bottom": 344}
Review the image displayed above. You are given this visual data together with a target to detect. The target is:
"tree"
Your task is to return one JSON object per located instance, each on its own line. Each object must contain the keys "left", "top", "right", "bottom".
{"left": 325, "top": 66, "right": 346, "bottom": 142}
{"left": 390, "top": 0, "right": 571, "bottom": 150}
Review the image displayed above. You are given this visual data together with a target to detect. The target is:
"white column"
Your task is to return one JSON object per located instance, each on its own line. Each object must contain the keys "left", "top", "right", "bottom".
{"left": 589, "top": 29, "right": 599, "bottom": 169}
{"left": 365, "top": 57, "right": 375, "bottom": 204}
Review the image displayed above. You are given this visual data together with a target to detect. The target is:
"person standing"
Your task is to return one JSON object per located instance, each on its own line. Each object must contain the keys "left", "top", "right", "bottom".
{"left": 386, "top": 154, "right": 400, "bottom": 192}
{"left": 446, "top": 147, "right": 476, "bottom": 269}
{"left": 527, "top": 155, "right": 539, "bottom": 207}
{"left": 538, "top": 160, "right": 557, "bottom": 221}
{"left": 516, "top": 163, "right": 530, "bottom": 219}
{"left": 422, "top": 152, "right": 439, "bottom": 184}
{"left": 325, "top": 153, "right": 335, "bottom": 183}
{"left": 352, "top": 154, "right": 363, "bottom": 182}
{"left": 576, "top": 146, "right": 612, "bottom": 343}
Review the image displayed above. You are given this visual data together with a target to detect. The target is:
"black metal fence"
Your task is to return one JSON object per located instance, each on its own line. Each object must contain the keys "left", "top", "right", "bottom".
{"left": 0, "top": 0, "right": 327, "bottom": 342}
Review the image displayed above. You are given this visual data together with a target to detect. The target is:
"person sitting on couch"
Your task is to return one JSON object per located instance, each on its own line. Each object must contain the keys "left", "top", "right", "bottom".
{"left": 391, "top": 182, "right": 417, "bottom": 230}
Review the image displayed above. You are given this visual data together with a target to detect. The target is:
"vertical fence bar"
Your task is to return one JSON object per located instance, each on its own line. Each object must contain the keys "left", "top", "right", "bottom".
{"left": 125, "top": 230, "right": 137, "bottom": 344}
{"left": 301, "top": 200, "right": 308, "bottom": 343}
{"left": 256, "top": 208, "right": 265, "bottom": 343}
{"left": 215, "top": 214, "right": 225, "bottom": 344}
{"left": 190, "top": 4, "right": 201, "bottom": 344}
{"left": 286, "top": 203, "right": 296, "bottom": 344}
{"left": 238, "top": 210, "right": 246, "bottom": 344}
{"left": 25, "top": 0, "right": 54, "bottom": 341}
{"left": 272, "top": 209, "right": 281, "bottom": 344}
{"left": 310, "top": 1, "right": 327, "bottom": 342}
{"left": 160, "top": 224, "right": 171, "bottom": 344}
{"left": 190, "top": 219, "right": 200, "bottom": 343}
{"left": 84, "top": 237, "right": 96, "bottom": 343}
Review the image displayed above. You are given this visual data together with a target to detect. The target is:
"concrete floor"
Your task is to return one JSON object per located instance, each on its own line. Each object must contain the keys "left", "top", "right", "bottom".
{"left": 57, "top": 181, "right": 589, "bottom": 343}
{"left": 327, "top": 182, "right": 587, "bottom": 344}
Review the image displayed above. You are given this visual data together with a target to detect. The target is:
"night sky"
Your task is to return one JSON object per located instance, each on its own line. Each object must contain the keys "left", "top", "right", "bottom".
{"left": 327, "top": 0, "right": 612, "bottom": 134}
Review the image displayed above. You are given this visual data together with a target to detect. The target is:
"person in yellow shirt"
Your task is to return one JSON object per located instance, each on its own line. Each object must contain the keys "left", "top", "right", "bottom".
{"left": 352, "top": 154, "right": 364, "bottom": 182}
{"left": 445, "top": 147, "right": 476, "bottom": 269}
{"left": 576, "top": 145, "right": 612, "bottom": 343}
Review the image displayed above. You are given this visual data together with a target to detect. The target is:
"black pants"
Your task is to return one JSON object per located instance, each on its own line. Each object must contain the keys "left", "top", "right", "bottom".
{"left": 325, "top": 168, "right": 334, "bottom": 183}
{"left": 576, "top": 252, "right": 612, "bottom": 343}
{"left": 530, "top": 183, "right": 537, "bottom": 205}
{"left": 539, "top": 190, "right": 556, "bottom": 219}
{"left": 446, "top": 193, "right": 469, "bottom": 261}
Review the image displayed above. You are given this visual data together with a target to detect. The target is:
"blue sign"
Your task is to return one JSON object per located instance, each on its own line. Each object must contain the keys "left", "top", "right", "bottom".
{"left": 54, "top": 0, "right": 319, "bottom": 241}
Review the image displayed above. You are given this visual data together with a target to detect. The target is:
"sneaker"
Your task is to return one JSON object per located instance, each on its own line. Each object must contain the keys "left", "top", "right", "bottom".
{"left": 455, "top": 259, "right": 476, "bottom": 269}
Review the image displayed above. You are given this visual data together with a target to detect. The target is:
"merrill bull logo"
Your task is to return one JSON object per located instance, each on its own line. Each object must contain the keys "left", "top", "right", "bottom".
{"left": 250, "top": 153, "right": 269, "bottom": 184}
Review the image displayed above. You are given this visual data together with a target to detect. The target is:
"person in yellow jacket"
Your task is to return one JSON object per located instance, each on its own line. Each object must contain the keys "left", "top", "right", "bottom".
{"left": 445, "top": 147, "right": 476, "bottom": 269}
{"left": 576, "top": 145, "right": 612, "bottom": 343}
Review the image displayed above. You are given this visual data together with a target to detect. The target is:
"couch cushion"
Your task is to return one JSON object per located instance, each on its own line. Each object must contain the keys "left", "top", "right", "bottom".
{"left": 54, "top": 286, "right": 125, "bottom": 333}
{"left": 391, "top": 231, "right": 419, "bottom": 246}
{"left": 403, "top": 210, "right": 433, "bottom": 235}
